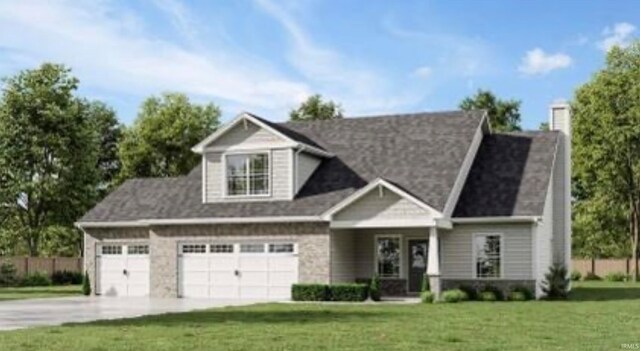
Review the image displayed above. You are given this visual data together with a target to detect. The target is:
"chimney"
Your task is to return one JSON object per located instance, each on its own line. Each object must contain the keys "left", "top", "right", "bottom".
{"left": 549, "top": 100, "right": 571, "bottom": 269}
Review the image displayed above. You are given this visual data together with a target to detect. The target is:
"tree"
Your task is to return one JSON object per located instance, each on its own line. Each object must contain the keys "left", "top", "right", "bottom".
{"left": 572, "top": 42, "right": 640, "bottom": 281}
{"left": 86, "top": 101, "right": 123, "bottom": 198}
{"left": 289, "top": 94, "right": 343, "bottom": 121}
{"left": 459, "top": 89, "right": 521, "bottom": 132}
{"left": 118, "top": 93, "right": 221, "bottom": 180}
{"left": 0, "top": 63, "right": 100, "bottom": 256}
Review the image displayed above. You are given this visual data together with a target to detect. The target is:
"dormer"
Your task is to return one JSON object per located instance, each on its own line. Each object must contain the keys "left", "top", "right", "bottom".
{"left": 192, "top": 112, "right": 331, "bottom": 203}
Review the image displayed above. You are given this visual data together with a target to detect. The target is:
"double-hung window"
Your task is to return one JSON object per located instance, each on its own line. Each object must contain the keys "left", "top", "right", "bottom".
{"left": 226, "top": 153, "right": 269, "bottom": 196}
{"left": 474, "top": 234, "right": 502, "bottom": 278}
{"left": 376, "top": 236, "right": 401, "bottom": 278}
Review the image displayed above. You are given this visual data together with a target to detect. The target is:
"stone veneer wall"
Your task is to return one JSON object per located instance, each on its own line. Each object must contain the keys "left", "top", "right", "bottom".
{"left": 84, "top": 222, "right": 330, "bottom": 298}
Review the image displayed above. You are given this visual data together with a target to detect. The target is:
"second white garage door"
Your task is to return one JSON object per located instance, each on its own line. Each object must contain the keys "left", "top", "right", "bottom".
{"left": 178, "top": 242, "right": 298, "bottom": 300}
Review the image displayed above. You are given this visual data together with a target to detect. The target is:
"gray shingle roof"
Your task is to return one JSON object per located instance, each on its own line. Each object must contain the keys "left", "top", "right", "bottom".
{"left": 80, "top": 110, "right": 557, "bottom": 223}
{"left": 453, "top": 131, "right": 559, "bottom": 217}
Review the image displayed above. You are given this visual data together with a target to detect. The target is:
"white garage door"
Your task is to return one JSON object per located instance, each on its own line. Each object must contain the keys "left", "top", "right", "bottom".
{"left": 179, "top": 242, "right": 298, "bottom": 300}
{"left": 97, "top": 244, "right": 150, "bottom": 297}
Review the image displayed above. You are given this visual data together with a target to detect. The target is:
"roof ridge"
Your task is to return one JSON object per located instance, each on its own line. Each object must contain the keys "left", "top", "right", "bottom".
{"left": 280, "top": 109, "right": 484, "bottom": 126}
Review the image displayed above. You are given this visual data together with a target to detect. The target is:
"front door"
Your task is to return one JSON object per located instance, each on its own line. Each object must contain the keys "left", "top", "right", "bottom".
{"left": 408, "top": 240, "right": 428, "bottom": 293}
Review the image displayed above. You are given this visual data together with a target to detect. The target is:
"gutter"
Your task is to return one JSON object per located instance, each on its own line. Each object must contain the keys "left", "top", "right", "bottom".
{"left": 451, "top": 216, "right": 540, "bottom": 224}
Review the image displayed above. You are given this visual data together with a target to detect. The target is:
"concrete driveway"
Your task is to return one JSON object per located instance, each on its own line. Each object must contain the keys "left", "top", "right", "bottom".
{"left": 0, "top": 296, "right": 258, "bottom": 331}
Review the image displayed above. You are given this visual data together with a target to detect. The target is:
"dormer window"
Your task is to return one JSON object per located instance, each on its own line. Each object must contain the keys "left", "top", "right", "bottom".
{"left": 225, "top": 153, "right": 270, "bottom": 196}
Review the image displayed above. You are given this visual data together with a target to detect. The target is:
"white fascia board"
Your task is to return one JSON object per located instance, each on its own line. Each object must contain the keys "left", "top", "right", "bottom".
{"left": 192, "top": 112, "right": 333, "bottom": 157}
{"left": 451, "top": 216, "right": 540, "bottom": 224}
{"left": 330, "top": 219, "right": 436, "bottom": 229}
{"left": 321, "top": 178, "right": 443, "bottom": 220}
{"left": 76, "top": 216, "right": 325, "bottom": 228}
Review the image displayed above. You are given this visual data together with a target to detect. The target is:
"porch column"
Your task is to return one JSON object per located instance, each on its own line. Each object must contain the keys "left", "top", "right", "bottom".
{"left": 426, "top": 227, "right": 441, "bottom": 298}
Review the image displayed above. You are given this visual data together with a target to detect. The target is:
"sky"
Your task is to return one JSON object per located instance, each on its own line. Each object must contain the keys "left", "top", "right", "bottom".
{"left": 0, "top": 0, "right": 638, "bottom": 129}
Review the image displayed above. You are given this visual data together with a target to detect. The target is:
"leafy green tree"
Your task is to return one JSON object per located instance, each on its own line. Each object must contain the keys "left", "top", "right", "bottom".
{"left": 572, "top": 42, "right": 640, "bottom": 280}
{"left": 289, "top": 94, "right": 343, "bottom": 121}
{"left": 459, "top": 89, "right": 521, "bottom": 132}
{"left": 118, "top": 93, "right": 221, "bottom": 180}
{"left": 0, "top": 63, "right": 100, "bottom": 256}
{"left": 86, "top": 101, "right": 123, "bottom": 198}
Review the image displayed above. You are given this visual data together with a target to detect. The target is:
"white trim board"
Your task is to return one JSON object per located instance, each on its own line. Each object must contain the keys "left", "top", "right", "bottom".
{"left": 76, "top": 216, "right": 325, "bottom": 228}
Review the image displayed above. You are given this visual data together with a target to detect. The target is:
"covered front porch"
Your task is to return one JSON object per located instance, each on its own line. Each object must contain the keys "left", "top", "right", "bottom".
{"left": 330, "top": 227, "right": 442, "bottom": 297}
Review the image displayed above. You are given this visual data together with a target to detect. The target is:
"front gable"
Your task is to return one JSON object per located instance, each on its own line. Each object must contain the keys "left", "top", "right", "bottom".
{"left": 324, "top": 179, "right": 443, "bottom": 228}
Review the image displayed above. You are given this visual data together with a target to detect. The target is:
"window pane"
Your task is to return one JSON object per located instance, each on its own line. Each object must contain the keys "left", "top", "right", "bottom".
{"left": 250, "top": 154, "right": 268, "bottom": 174}
{"left": 475, "top": 235, "right": 501, "bottom": 278}
{"left": 182, "top": 244, "right": 206, "bottom": 254}
{"left": 226, "top": 155, "right": 247, "bottom": 176}
{"left": 377, "top": 238, "right": 400, "bottom": 278}
{"left": 249, "top": 175, "right": 269, "bottom": 194}
{"left": 240, "top": 244, "right": 265, "bottom": 253}
{"left": 227, "top": 176, "right": 247, "bottom": 195}
{"left": 102, "top": 245, "right": 122, "bottom": 255}
{"left": 210, "top": 244, "right": 234, "bottom": 253}
{"left": 127, "top": 245, "right": 149, "bottom": 255}
{"left": 269, "top": 243, "right": 294, "bottom": 253}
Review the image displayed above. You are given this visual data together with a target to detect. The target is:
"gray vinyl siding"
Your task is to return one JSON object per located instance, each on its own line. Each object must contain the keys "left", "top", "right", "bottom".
{"left": 535, "top": 179, "right": 554, "bottom": 297}
{"left": 334, "top": 190, "right": 430, "bottom": 222}
{"left": 212, "top": 120, "right": 284, "bottom": 148}
{"left": 296, "top": 152, "right": 321, "bottom": 193}
{"left": 204, "top": 148, "right": 292, "bottom": 202}
{"left": 330, "top": 231, "right": 356, "bottom": 283}
{"left": 441, "top": 223, "right": 534, "bottom": 280}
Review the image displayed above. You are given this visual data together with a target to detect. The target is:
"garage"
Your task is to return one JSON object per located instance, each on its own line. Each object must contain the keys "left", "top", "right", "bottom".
{"left": 178, "top": 242, "right": 298, "bottom": 300}
{"left": 96, "top": 244, "right": 150, "bottom": 297}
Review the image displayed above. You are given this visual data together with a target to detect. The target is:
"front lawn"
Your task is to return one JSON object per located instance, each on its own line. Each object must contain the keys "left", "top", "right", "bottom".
{"left": 0, "top": 285, "right": 82, "bottom": 301}
{"left": 0, "top": 281, "right": 639, "bottom": 350}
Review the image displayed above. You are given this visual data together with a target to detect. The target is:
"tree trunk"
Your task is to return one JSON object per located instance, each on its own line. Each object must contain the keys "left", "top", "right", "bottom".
{"left": 632, "top": 205, "right": 639, "bottom": 282}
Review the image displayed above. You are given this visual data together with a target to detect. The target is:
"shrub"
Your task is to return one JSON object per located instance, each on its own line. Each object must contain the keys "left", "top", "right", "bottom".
{"left": 20, "top": 272, "right": 51, "bottom": 287}
{"left": 511, "top": 285, "right": 534, "bottom": 301}
{"left": 457, "top": 285, "right": 478, "bottom": 300}
{"left": 82, "top": 271, "right": 91, "bottom": 296}
{"left": 0, "top": 261, "right": 18, "bottom": 287}
{"left": 328, "top": 284, "right": 368, "bottom": 302}
{"left": 480, "top": 285, "right": 504, "bottom": 301}
{"left": 441, "top": 289, "right": 466, "bottom": 303}
{"left": 420, "top": 291, "right": 435, "bottom": 303}
{"left": 370, "top": 274, "right": 381, "bottom": 301}
{"left": 605, "top": 272, "right": 629, "bottom": 282}
{"left": 570, "top": 270, "right": 582, "bottom": 281}
{"left": 52, "top": 270, "right": 84, "bottom": 285}
{"left": 583, "top": 272, "right": 602, "bottom": 281}
{"left": 480, "top": 290, "right": 497, "bottom": 302}
{"left": 508, "top": 291, "right": 527, "bottom": 301}
{"left": 292, "top": 284, "right": 328, "bottom": 301}
{"left": 421, "top": 274, "right": 430, "bottom": 292}
{"left": 541, "top": 263, "right": 570, "bottom": 300}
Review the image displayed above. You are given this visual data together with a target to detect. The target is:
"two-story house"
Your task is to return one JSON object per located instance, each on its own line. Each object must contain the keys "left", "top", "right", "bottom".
{"left": 77, "top": 102, "right": 571, "bottom": 299}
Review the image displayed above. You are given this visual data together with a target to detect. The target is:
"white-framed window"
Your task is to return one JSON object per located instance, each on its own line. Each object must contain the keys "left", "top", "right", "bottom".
{"left": 181, "top": 244, "right": 207, "bottom": 254}
{"left": 240, "top": 243, "right": 265, "bottom": 253}
{"left": 269, "top": 243, "right": 294, "bottom": 253}
{"left": 127, "top": 245, "right": 149, "bottom": 255}
{"left": 210, "top": 244, "right": 234, "bottom": 253}
{"left": 225, "top": 153, "right": 270, "bottom": 196}
{"left": 375, "top": 235, "right": 402, "bottom": 278}
{"left": 473, "top": 233, "right": 503, "bottom": 279}
{"left": 101, "top": 245, "right": 122, "bottom": 255}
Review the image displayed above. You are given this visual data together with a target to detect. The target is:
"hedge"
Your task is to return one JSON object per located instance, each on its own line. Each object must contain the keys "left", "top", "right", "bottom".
{"left": 292, "top": 284, "right": 369, "bottom": 302}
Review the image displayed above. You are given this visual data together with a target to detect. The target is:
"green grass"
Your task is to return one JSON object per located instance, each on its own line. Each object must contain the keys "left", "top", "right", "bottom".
{"left": 0, "top": 285, "right": 82, "bottom": 301}
{"left": 1, "top": 281, "right": 639, "bottom": 350}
